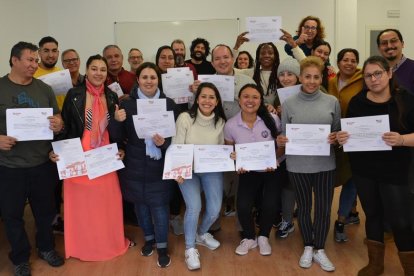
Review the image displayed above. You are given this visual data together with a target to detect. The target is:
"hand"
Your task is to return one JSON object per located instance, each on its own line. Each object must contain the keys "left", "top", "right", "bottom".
{"left": 152, "top": 134, "right": 165, "bottom": 147}
{"left": 297, "top": 27, "right": 309, "bottom": 44}
{"left": 230, "top": 151, "right": 236, "bottom": 160}
{"left": 114, "top": 104, "right": 126, "bottom": 122}
{"left": 49, "top": 151, "right": 60, "bottom": 162}
{"left": 265, "top": 167, "right": 275, "bottom": 172}
{"left": 237, "top": 167, "right": 249, "bottom": 174}
{"left": 383, "top": 132, "right": 404, "bottom": 146}
{"left": 48, "top": 114, "right": 64, "bottom": 133}
{"left": 327, "top": 66, "right": 336, "bottom": 76}
{"left": 280, "top": 29, "right": 297, "bottom": 48}
{"left": 234, "top": 31, "right": 249, "bottom": 50}
{"left": 189, "top": 80, "right": 201, "bottom": 93}
{"left": 336, "top": 131, "right": 349, "bottom": 145}
{"left": 0, "top": 135, "right": 17, "bottom": 150}
{"left": 117, "top": 149, "right": 125, "bottom": 160}
{"left": 276, "top": 135, "right": 288, "bottom": 148}
{"left": 276, "top": 105, "right": 282, "bottom": 117}
{"left": 328, "top": 132, "right": 337, "bottom": 144}
{"left": 265, "top": 103, "right": 277, "bottom": 114}
{"left": 176, "top": 176, "right": 185, "bottom": 184}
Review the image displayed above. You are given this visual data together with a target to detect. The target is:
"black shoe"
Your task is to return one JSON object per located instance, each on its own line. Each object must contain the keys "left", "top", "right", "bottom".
{"left": 157, "top": 248, "right": 171, "bottom": 268}
{"left": 344, "top": 211, "right": 360, "bottom": 225}
{"left": 52, "top": 217, "right": 64, "bottom": 235}
{"left": 141, "top": 239, "right": 155, "bottom": 256}
{"left": 38, "top": 250, "right": 64, "bottom": 267}
{"left": 334, "top": 221, "right": 348, "bottom": 243}
{"left": 14, "top": 262, "right": 31, "bottom": 276}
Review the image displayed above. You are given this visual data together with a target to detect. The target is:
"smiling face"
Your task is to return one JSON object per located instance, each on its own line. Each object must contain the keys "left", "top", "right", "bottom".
{"left": 103, "top": 47, "right": 123, "bottom": 74}
{"left": 302, "top": 20, "right": 318, "bottom": 41}
{"left": 259, "top": 44, "right": 275, "bottom": 70}
{"left": 312, "top": 45, "right": 330, "bottom": 63}
{"left": 62, "top": 50, "right": 80, "bottom": 74}
{"left": 237, "top": 53, "right": 250, "bottom": 69}
{"left": 86, "top": 59, "right": 107, "bottom": 87}
{"left": 378, "top": 31, "right": 404, "bottom": 62}
{"left": 196, "top": 87, "right": 219, "bottom": 116}
{"left": 12, "top": 49, "right": 39, "bottom": 80}
{"left": 338, "top": 51, "right": 358, "bottom": 79}
{"left": 137, "top": 67, "right": 159, "bottom": 97}
{"left": 39, "top": 42, "right": 59, "bottom": 69}
{"left": 239, "top": 86, "right": 261, "bottom": 115}
{"left": 299, "top": 65, "right": 322, "bottom": 94}
{"left": 212, "top": 46, "right": 234, "bottom": 75}
{"left": 278, "top": 71, "right": 298, "bottom": 88}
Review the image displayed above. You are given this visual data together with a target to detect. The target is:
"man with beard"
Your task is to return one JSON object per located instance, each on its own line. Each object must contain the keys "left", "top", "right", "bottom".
{"left": 34, "top": 36, "right": 61, "bottom": 78}
{"left": 185, "top": 38, "right": 215, "bottom": 75}
{"left": 127, "top": 48, "right": 144, "bottom": 74}
{"left": 377, "top": 29, "right": 414, "bottom": 95}
{"left": 171, "top": 39, "right": 197, "bottom": 79}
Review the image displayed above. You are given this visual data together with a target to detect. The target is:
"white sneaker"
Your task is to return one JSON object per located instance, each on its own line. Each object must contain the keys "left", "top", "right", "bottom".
{"left": 235, "top": 238, "right": 257, "bottom": 255}
{"left": 185, "top": 248, "right": 200, "bottom": 270}
{"left": 313, "top": 249, "right": 335, "bottom": 271}
{"left": 170, "top": 216, "right": 184, "bottom": 236}
{"left": 257, "top": 236, "right": 271, "bottom": 255}
{"left": 299, "top": 246, "right": 314, "bottom": 268}
{"left": 196, "top": 232, "right": 220, "bottom": 250}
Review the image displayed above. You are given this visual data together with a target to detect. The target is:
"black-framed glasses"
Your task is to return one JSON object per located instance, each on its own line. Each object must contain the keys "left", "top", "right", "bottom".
{"left": 379, "top": 38, "right": 400, "bottom": 47}
{"left": 303, "top": 25, "right": 317, "bottom": 31}
{"left": 364, "top": 70, "right": 385, "bottom": 81}
{"left": 63, "top": 58, "right": 79, "bottom": 64}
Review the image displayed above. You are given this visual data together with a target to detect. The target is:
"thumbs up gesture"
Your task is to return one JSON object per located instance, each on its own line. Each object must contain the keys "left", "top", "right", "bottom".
{"left": 114, "top": 104, "right": 126, "bottom": 122}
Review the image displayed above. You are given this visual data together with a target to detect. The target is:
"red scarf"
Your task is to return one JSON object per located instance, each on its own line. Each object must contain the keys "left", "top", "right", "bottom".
{"left": 86, "top": 80, "right": 108, "bottom": 148}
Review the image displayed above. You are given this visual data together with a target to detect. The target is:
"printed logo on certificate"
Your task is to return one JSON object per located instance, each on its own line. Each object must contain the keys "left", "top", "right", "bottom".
{"left": 163, "top": 144, "right": 194, "bottom": 180}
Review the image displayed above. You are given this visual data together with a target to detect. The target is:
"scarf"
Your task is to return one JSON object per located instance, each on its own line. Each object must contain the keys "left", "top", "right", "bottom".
{"left": 86, "top": 80, "right": 108, "bottom": 148}
{"left": 137, "top": 87, "right": 162, "bottom": 160}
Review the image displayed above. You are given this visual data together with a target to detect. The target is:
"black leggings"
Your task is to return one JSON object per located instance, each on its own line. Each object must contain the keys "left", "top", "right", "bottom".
{"left": 353, "top": 173, "right": 414, "bottom": 252}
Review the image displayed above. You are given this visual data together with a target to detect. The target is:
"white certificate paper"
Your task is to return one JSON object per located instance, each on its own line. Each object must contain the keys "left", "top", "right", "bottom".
{"left": 198, "top": 75, "right": 235, "bottom": 102}
{"left": 84, "top": 143, "right": 124, "bottom": 179}
{"left": 194, "top": 145, "right": 235, "bottom": 173}
{"left": 6, "top": 108, "right": 53, "bottom": 141}
{"left": 163, "top": 144, "right": 194, "bottom": 180}
{"left": 235, "top": 141, "right": 277, "bottom": 171}
{"left": 286, "top": 124, "right": 331, "bottom": 156}
{"left": 108, "top": 82, "right": 124, "bottom": 97}
{"left": 246, "top": 16, "right": 283, "bottom": 43}
{"left": 52, "top": 138, "right": 87, "bottom": 180}
{"left": 340, "top": 115, "right": 391, "bottom": 152}
{"left": 161, "top": 71, "right": 194, "bottom": 104}
{"left": 38, "top": 69, "right": 73, "bottom": 95}
{"left": 277, "top": 85, "right": 301, "bottom": 105}
{"left": 136, "top": 99, "right": 166, "bottom": 114}
{"left": 133, "top": 111, "right": 176, "bottom": 139}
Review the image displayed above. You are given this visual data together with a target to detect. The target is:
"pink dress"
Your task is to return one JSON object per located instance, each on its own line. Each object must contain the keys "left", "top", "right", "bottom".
{"left": 64, "top": 110, "right": 129, "bottom": 261}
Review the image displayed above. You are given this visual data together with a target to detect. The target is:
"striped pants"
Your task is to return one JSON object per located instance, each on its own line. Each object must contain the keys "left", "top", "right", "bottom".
{"left": 289, "top": 170, "right": 335, "bottom": 249}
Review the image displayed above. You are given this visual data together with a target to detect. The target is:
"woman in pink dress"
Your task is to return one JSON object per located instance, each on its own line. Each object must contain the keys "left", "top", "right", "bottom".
{"left": 52, "top": 54, "right": 131, "bottom": 261}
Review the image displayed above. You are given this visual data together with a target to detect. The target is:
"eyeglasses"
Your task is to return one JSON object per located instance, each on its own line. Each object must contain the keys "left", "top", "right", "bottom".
{"left": 364, "top": 70, "right": 385, "bottom": 81}
{"left": 63, "top": 58, "right": 79, "bottom": 64}
{"left": 303, "top": 25, "right": 317, "bottom": 31}
{"left": 379, "top": 37, "right": 400, "bottom": 47}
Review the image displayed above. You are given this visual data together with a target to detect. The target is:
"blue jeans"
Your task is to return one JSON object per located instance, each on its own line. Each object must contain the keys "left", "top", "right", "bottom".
{"left": 134, "top": 203, "right": 169, "bottom": 249}
{"left": 179, "top": 172, "right": 223, "bottom": 249}
{"left": 337, "top": 179, "right": 357, "bottom": 218}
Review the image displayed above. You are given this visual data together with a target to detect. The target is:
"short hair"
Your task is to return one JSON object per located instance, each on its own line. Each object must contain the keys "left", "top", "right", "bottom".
{"left": 300, "top": 56, "right": 325, "bottom": 74}
{"left": 61, "top": 49, "right": 79, "bottom": 60}
{"left": 85, "top": 54, "right": 108, "bottom": 70}
{"left": 38, "top": 36, "right": 58, "bottom": 48}
{"left": 337, "top": 48, "right": 359, "bottom": 64}
{"left": 376, "top": 29, "right": 404, "bottom": 46}
{"left": 102, "top": 44, "right": 122, "bottom": 56}
{"left": 234, "top": 51, "right": 254, "bottom": 69}
{"left": 171, "top": 39, "right": 185, "bottom": 49}
{"left": 9, "top": 41, "right": 38, "bottom": 67}
{"left": 190, "top": 38, "right": 211, "bottom": 57}
{"left": 211, "top": 44, "right": 234, "bottom": 60}
{"left": 296, "top": 15, "right": 326, "bottom": 41}
{"left": 128, "top": 48, "right": 142, "bottom": 56}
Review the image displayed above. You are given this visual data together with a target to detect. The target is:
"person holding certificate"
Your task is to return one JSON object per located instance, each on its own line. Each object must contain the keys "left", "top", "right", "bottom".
{"left": 337, "top": 56, "right": 414, "bottom": 275}
{"left": 172, "top": 82, "right": 227, "bottom": 271}
{"left": 110, "top": 62, "right": 177, "bottom": 268}
{"left": 224, "top": 83, "right": 283, "bottom": 256}
{"left": 277, "top": 56, "right": 340, "bottom": 272}
{"left": 57, "top": 54, "right": 131, "bottom": 261}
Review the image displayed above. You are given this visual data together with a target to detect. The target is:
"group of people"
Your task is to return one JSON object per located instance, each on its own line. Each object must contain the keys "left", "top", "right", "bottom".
{"left": 0, "top": 14, "right": 413, "bottom": 276}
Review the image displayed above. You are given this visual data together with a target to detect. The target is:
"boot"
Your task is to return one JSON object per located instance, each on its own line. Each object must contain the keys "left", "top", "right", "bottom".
{"left": 398, "top": 251, "right": 414, "bottom": 276}
{"left": 358, "top": 239, "right": 385, "bottom": 276}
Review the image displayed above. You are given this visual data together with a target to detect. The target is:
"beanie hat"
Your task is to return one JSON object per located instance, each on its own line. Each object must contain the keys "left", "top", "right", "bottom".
{"left": 277, "top": 57, "right": 300, "bottom": 77}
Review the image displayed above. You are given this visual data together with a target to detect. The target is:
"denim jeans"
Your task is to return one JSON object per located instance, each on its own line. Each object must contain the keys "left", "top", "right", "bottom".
{"left": 337, "top": 179, "right": 357, "bottom": 218}
{"left": 179, "top": 172, "right": 223, "bottom": 249}
{"left": 134, "top": 203, "right": 169, "bottom": 249}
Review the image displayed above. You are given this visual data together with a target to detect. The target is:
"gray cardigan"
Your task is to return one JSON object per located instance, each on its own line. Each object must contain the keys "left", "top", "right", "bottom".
{"left": 281, "top": 89, "right": 341, "bottom": 173}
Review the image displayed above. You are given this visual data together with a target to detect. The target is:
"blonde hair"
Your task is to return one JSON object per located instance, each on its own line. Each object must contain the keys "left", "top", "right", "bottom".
{"left": 300, "top": 56, "right": 324, "bottom": 74}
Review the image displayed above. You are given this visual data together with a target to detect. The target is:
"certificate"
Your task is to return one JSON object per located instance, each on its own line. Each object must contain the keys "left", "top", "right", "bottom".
{"left": 235, "top": 141, "right": 277, "bottom": 171}
{"left": 340, "top": 115, "right": 391, "bottom": 152}
{"left": 136, "top": 99, "right": 166, "bottom": 114}
{"left": 6, "top": 108, "right": 53, "bottom": 141}
{"left": 38, "top": 69, "right": 73, "bottom": 95}
{"left": 132, "top": 111, "right": 176, "bottom": 139}
{"left": 194, "top": 145, "right": 235, "bottom": 173}
{"left": 167, "top": 67, "right": 190, "bottom": 73}
{"left": 84, "top": 143, "right": 124, "bottom": 179}
{"left": 277, "top": 85, "right": 301, "bottom": 105}
{"left": 52, "top": 138, "right": 87, "bottom": 180}
{"left": 285, "top": 124, "right": 331, "bottom": 156}
{"left": 163, "top": 144, "right": 194, "bottom": 180}
{"left": 198, "top": 75, "right": 234, "bottom": 102}
{"left": 108, "top": 82, "right": 124, "bottom": 97}
{"left": 245, "top": 16, "right": 283, "bottom": 43}
{"left": 161, "top": 71, "right": 194, "bottom": 104}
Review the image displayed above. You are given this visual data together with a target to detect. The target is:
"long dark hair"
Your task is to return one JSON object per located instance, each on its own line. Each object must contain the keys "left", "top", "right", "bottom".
{"left": 238, "top": 83, "right": 277, "bottom": 138}
{"left": 188, "top": 82, "right": 226, "bottom": 127}
{"left": 155, "top": 45, "right": 176, "bottom": 72}
{"left": 362, "top": 55, "right": 406, "bottom": 130}
{"left": 253, "top": 43, "right": 280, "bottom": 96}
{"left": 234, "top": 51, "right": 254, "bottom": 69}
{"left": 312, "top": 40, "right": 331, "bottom": 89}
{"left": 136, "top": 62, "right": 163, "bottom": 90}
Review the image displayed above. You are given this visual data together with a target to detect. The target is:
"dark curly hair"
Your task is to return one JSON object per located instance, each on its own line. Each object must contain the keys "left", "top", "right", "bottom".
{"left": 190, "top": 38, "right": 211, "bottom": 58}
